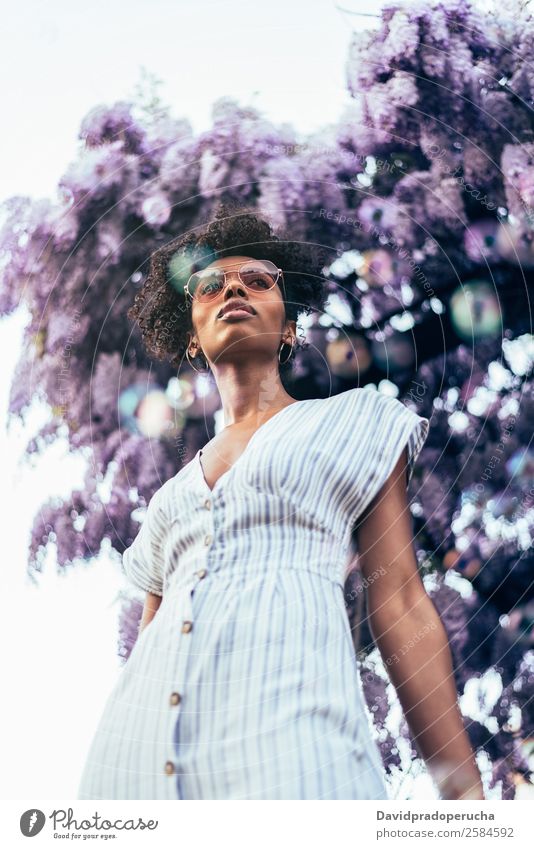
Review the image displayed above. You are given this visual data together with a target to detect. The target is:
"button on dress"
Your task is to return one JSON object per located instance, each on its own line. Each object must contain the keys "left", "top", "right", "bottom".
{"left": 77, "top": 385, "right": 430, "bottom": 800}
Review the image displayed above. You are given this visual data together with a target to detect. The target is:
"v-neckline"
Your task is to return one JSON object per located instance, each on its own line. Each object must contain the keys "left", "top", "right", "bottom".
{"left": 195, "top": 399, "right": 311, "bottom": 495}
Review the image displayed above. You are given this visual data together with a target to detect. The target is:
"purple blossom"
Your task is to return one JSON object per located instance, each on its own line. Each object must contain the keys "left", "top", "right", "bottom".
{"left": 78, "top": 101, "right": 147, "bottom": 154}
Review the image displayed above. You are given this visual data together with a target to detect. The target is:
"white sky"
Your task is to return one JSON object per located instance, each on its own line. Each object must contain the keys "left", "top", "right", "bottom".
{"left": 0, "top": 0, "right": 384, "bottom": 206}
{"left": 0, "top": 0, "right": 516, "bottom": 801}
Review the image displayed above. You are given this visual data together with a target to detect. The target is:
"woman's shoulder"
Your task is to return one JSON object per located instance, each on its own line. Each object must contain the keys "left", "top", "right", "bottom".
{"left": 312, "top": 384, "right": 429, "bottom": 455}
{"left": 341, "top": 383, "right": 424, "bottom": 418}
{"left": 311, "top": 386, "right": 368, "bottom": 411}
{"left": 313, "top": 385, "right": 372, "bottom": 419}
{"left": 285, "top": 387, "right": 369, "bottom": 448}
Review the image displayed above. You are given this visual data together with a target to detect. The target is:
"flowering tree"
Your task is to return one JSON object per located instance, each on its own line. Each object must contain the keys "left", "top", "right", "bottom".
{"left": 1, "top": 0, "right": 533, "bottom": 799}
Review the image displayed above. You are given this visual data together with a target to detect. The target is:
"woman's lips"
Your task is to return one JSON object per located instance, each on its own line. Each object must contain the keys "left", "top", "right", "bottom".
{"left": 218, "top": 308, "right": 256, "bottom": 320}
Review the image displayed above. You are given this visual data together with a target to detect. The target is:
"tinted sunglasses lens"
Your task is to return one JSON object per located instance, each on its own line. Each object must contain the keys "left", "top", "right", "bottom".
{"left": 240, "top": 261, "right": 278, "bottom": 291}
{"left": 190, "top": 270, "right": 224, "bottom": 301}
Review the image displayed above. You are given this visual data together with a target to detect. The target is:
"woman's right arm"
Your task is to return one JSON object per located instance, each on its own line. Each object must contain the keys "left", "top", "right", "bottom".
{"left": 139, "top": 591, "right": 163, "bottom": 634}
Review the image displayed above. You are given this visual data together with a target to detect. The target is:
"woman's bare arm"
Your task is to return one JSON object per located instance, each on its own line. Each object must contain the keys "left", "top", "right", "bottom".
{"left": 139, "top": 591, "right": 163, "bottom": 634}
{"left": 354, "top": 448, "right": 484, "bottom": 800}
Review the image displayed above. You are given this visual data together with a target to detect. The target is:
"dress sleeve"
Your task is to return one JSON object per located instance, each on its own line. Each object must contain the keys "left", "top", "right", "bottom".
{"left": 122, "top": 485, "right": 167, "bottom": 596}
{"left": 354, "top": 385, "right": 430, "bottom": 522}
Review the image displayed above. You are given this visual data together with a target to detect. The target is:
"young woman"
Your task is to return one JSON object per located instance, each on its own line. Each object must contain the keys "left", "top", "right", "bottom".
{"left": 78, "top": 206, "right": 484, "bottom": 801}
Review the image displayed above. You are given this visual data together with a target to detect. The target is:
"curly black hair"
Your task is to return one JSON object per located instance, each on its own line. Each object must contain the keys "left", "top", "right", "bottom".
{"left": 128, "top": 201, "right": 330, "bottom": 382}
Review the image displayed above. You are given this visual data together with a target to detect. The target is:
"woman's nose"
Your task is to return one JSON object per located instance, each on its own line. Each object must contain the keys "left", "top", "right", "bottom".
{"left": 220, "top": 279, "right": 247, "bottom": 296}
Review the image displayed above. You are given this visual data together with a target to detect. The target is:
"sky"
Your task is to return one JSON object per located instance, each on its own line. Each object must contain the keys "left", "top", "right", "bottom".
{"left": 0, "top": 0, "right": 389, "bottom": 207}
{"left": 0, "top": 0, "right": 518, "bottom": 801}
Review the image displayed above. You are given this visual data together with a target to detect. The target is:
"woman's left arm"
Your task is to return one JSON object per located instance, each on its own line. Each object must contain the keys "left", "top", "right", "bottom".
{"left": 354, "top": 448, "right": 485, "bottom": 801}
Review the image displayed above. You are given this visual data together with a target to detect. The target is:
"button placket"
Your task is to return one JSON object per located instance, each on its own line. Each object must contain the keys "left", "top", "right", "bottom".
{"left": 166, "top": 492, "right": 215, "bottom": 778}
{"left": 164, "top": 585, "right": 192, "bottom": 777}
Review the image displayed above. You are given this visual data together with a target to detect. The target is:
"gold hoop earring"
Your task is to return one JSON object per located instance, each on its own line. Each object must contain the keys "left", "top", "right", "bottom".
{"left": 186, "top": 346, "right": 210, "bottom": 373}
{"left": 278, "top": 337, "right": 295, "bottom": 365}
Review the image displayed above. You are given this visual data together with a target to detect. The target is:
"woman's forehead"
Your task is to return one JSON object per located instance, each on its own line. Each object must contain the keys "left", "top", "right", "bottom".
{"left": 204, "top": 255, "right": 255, "bottom": 270}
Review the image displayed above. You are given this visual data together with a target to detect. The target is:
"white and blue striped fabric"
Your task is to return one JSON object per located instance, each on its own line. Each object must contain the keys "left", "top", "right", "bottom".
{"left": 77, "top": 385, "right": 430, "bottom": 800}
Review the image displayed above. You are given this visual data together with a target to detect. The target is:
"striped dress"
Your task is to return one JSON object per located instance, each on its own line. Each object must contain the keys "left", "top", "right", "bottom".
{"left": 77, "top": 385, "right": 430, "bottom": 800}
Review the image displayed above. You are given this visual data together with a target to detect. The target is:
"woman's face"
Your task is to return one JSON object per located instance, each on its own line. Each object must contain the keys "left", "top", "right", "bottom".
{"left": 187, "top": 255, "right": 296, "bottom": 367}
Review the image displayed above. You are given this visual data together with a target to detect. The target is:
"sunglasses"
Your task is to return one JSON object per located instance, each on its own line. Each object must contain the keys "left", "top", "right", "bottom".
{"left": 184, "top": 259, "right": 284, "bottom": 303}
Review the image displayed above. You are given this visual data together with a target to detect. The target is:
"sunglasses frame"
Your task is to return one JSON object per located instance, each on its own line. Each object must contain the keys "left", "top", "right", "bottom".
{"left": 184, "top": 260, "right": 285, "bottom": 304}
